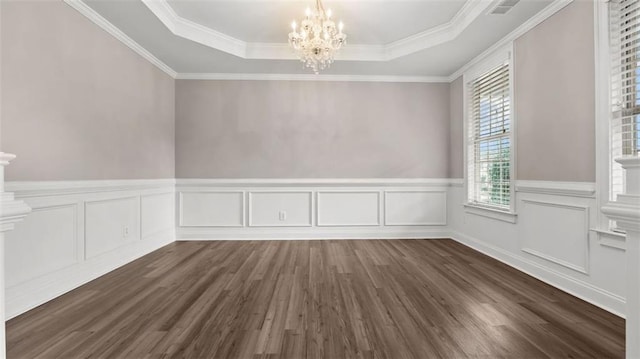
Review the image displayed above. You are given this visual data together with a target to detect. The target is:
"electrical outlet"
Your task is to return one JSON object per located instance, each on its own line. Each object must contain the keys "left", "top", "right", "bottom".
{"left": 123, "top": 226, "right": 130, "bottom": 238}
{"left": 279, "top": 211, "right": 287, "bottom": 221}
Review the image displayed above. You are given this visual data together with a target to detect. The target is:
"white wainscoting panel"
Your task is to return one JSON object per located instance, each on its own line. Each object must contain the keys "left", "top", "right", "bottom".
{"left": 180, "top": 192, "right": 244, "bottom": 227}
{"left": 6, "top": 204, "right": 79, "bottom": 287}
{"left": 384, "top": 190, "right": 447, "bottom": 226}
{"left": 519, "top": 199, "right": 590, "bottom": 274}
{"left": 447, "top": 181, "right": 627, "bottom": 318}
{"left": 4, "top": 179, "right": 175, "bottom": 319}
{"left": 317, "top": 191, "right": 380, "bottom": 226}
{"left": 142, "top": 193, "right": 175, "bottom": 239}
{"left": 85, "top": 196, "right": 140, "bottom": 259}
{"left": 176, "top": 179, "right": 452, "bottom": 240}
{"left": 249, "top": 191, "right": 312, "bottom": 227}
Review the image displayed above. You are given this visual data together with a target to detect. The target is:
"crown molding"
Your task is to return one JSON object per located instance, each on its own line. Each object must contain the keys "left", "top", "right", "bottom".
{"left": 447, "top": 0, "right": 574, "bottom": 82}
{"left": 385, "top": 0, "right": 493, "bottom": 60}
{"left": 141, "top": 0, "right": 492, "bottom": 62}
{"left": 141, "top": 0, "right": 247, "bottom": 58}
{"left": 175, "top": 73, "right": 450, "bottom": 83}
{"left": 65, "top": 0, "right": 574, "bottom": 82}
{"left": 64, "top": 0, "right": 178, "bottom": 78}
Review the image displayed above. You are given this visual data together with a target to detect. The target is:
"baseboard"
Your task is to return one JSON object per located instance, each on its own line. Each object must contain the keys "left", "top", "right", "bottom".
{"left": 178, "top": 227, "right": 450, "bottom": 240}
{"left": 5, "top": 229, "right": 174, "bottom": 320}
{"left": 448, "top": 230, "right": 626, "bottom": 318}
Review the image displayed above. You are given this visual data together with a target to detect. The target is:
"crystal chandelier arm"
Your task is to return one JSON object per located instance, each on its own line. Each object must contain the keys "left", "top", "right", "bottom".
{"left": 289, "top": 0, "right": 344, "bottom": 74}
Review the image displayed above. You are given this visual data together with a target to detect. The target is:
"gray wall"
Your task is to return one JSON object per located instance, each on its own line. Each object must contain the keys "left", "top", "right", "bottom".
{"left": 448, "top": 1, "right": 595, "bottom": 183}
{"left": 514, "top": 1, "right": 595, "bottom": 182}
{"left": 1, "top": 1, "right": 595, "bottom": 182}
{"left": 175, "top": 80, "right": 450, "bottom": 178}
{"left": 1, "top": 1, "right": 175, "bottom": 181}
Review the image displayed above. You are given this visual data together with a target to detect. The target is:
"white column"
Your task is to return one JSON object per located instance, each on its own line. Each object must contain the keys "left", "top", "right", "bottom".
{"left": 0, "top": 153, "right": 30, "bottom": 359}
{"left": 602, "top": 157, "right": 640, "bottom": 359}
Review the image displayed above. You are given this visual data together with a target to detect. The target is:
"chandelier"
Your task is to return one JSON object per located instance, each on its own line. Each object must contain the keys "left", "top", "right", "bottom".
{"left": 288, "top": 0, "right": 346, "bottom": 74}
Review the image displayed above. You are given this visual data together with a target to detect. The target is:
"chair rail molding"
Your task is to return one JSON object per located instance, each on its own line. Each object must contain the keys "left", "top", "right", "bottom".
{"left": 0, "top": 153, "right": 31, "bottom": 358}
{"left": 601, "top": 157, "right": 640, "bottom": 359}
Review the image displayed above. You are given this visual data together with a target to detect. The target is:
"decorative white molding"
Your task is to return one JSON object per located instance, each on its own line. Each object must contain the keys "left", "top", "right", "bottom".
{"left": 179, "top": 191, "right": 245, "bottom": 227}
{"left": 0, "top": 154, "right": 31, "bottom": 232}
{"left": 316, "top": 191, "right": 381, "bottom": 227}
{"left": 593, "top": 228, "right": 626, "bottom": 251}
{"left": 176, "top": 178, "right": 457, "bottom": 188}
{"left": 0, "top": 193, "right": 32, "bottom": 232}
{"left": 141, "top": 193, "right": 176, "bottom": 239}
{"left": 142, "top": 0, "right": 493, "bottom": 62}
{"left": 600, "top": 157, "right": 640, "bottom": 358}
{"left": 84, "top": 196, "right": 139, "bottom": 259}
{"left": 63, "top": 0, "right": 574, "bottom": 82}
{"left": 520, "top": 199, "right": 590, "bottom": 275}
{"left": 6, "top": 179, "right": 176, "bottom": 198}
{"left": 176, "top": 73, "right": 450, "bottom": 83}
{"left": 63, "top": 0, "right": 178, "bottom": 78}
{"left": 594, "top": 0, "right": 613, "bottom": 234}
{"left": 6, "top": 202, "right": 82, "bottom": 289}
{"left": 384, "top": 0, "right": 494, "bottom": 60}
{"left": 384, "top": 190, "right": 447, "bottom": 226}
{"left": 521, "top": 248, "right": 589, "bottom": 275}
{"left": 449, "top": 230, "right": 626, "bottom": 318}
{"left": 463, "top": 203, "right": 518, "bottom": 224}
{"left": 448, "top": 0, "right": 574, "bottom": 82}
{"left": 516, "top": 180, "right": 597, "bottom": 198}
{"left": 177, "top": 179, "right": 450, "bottom": 239}
{"left": 177, "top": 227, "right": 449, "bottom": 241}
{"left": 449, "top": 178, "right": 464, "bottom": 187}
{"left": 5, "top": 228, "right": 174, "bottom": 320}
{"left": 0, "top": 153, "right": 30, "bottom": 358}
{"left": 248, "top": 191, "right": 313, "bottom": 227}
{"left": 4, "top": 178, "right": 176, "bottom": 319}
{"left": 449, "top": 182, "right": 627, "bottom": 319}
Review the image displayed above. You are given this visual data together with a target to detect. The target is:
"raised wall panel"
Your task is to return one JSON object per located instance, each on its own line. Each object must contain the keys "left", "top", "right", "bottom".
{"left": 142, "top": 193, "right": 175, "bottom": 238}
{"left": 180, "top": 192, "right": 244, "bottom": 227}
{"left": 317, "top": 191, "right": 380, "bottom": 226}
{"left": 4, "top": 180, "right": 175, "bottom": 320}
{"left": 85, "top": 197, "right": 140, "bottom": 259}
{"left": 6, "top": 204, "right": 78, "bottom": 287}
{"left": 249, "top": 191, "right": 312, "bottom": 227}
{"left": 384, "top": 191, "right": 447, "bottom": 226}
{"left": 519, "top": 199, "right": 590, "bottom": 274}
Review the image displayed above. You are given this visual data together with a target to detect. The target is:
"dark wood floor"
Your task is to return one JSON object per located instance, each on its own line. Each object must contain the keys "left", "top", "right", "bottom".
{"left": 7, "top": 239, "right": 624, "bottom": 358}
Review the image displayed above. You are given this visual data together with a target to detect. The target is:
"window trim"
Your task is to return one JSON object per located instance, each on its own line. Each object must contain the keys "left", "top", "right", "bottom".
{"left": 593, "top": 0, "right": 634, "bottom": 234}
{"left": 595, "top": 0, "right": 612, "bottom": 232}
{"left": 462, "top": 43, "right": 517, "bottom": 221}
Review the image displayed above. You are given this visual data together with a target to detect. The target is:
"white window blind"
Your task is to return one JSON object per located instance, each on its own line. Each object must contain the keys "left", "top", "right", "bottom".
{"left": 467, "top": 62, "right": 511, "bottom": 209}
{"left": 610, "top": 0, "right": 640, "bottom": 201}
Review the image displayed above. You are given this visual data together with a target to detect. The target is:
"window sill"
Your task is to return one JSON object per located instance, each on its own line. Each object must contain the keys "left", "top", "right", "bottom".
{"left": 463, "top": 203, "right": 518, "bottom": 224}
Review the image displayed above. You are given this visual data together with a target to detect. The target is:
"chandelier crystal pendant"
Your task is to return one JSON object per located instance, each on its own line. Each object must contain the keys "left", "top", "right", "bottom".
{"left": 288, "top": 0, "right": 346, "bottom": 74}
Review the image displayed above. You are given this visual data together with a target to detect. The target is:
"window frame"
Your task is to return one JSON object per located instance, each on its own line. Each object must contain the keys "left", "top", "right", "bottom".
{"left": 594, "top": 0, "right": 637, "bottom": 236}
{"left": 462, "top": 44, "right": 517, "bottom": 222}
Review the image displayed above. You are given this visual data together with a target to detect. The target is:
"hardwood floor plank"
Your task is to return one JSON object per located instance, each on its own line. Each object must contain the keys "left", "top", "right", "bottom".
{"left": 7, "top": 239, "right": 625, "bottom": 359}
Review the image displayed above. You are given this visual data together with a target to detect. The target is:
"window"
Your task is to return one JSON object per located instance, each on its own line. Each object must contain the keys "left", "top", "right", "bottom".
{"left": 466, "top": 62, "right": 512, "bottom": 210}
{"left": 609, "top": 0, "right": 640, "bottom": 201}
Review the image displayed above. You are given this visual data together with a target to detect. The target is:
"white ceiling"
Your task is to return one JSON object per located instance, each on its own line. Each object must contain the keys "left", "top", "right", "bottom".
{"left": 81, "top": 0, "right": 557, "bottom": 77}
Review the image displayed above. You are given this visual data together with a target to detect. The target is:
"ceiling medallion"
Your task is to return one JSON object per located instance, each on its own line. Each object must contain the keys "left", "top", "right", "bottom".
{"left": 288, "top": 0, "right": 346, "bottom": 74}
